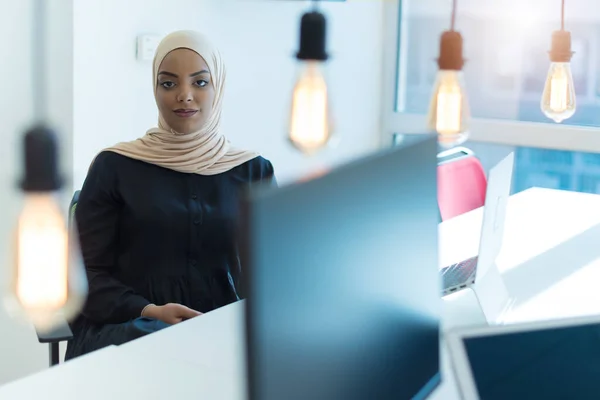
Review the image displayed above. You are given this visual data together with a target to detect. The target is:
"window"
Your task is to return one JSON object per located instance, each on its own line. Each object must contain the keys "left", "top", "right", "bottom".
{"left": 393, "top": 134, "right": 600, "bottom": 196}
{"left": 381, "top": 0, "right": 600, "bottom": 153}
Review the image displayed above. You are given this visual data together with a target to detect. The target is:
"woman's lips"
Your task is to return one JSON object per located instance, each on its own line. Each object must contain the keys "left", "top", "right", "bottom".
{"left": 174, "top": 109, "right": 198, "bottom": 118}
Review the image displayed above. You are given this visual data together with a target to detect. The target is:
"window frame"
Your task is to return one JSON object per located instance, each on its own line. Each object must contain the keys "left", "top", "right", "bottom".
{"left": 380, "top": 0, "right": 600, "bottom": 153}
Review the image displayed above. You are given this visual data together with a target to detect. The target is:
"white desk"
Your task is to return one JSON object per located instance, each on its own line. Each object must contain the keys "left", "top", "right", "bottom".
{"left": 440, "top": 187, "right": 600, "bottom": 324}
{"left": 2, "top": 187, "right": 600, "bottom": 400}
{"left": 121, "top": 300, "right": 247, "bottom": 399}
{"left": 0, "top": 344, "right": 241, "bottom": 399}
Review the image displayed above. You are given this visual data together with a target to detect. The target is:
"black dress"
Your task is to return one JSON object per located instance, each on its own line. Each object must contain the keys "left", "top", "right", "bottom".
{"left": 65, "top": 151, "right": 276, "bottom": 360}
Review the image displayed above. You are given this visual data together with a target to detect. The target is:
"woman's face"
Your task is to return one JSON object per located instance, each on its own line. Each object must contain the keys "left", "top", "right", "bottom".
{"left": 155, "top": 48, "right": 215, "bottom": 134}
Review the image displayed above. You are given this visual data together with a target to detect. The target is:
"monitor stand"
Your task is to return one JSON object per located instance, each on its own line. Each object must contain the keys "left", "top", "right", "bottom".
{"left": 472, "top": 261, "right": 515, "bottom": 325}
{"left": 442, "top": 263, "right": 514, "bottom": 331}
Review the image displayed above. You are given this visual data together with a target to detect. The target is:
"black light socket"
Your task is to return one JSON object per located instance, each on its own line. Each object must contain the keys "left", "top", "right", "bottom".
{"left": 549, "top": 30, "right": 574, "bottom": 62}
{"left": 296, "top": 11, "right": 328, "bottom": 61}
{"left": 437, "top": 31, "right": 465, "bottom": 70}
{"left": 20, "top": 125, "right": 63, "bottom": 192}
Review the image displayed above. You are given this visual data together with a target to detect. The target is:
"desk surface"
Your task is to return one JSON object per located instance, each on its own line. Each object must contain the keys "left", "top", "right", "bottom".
{"left": 2, "top": 187, "right": 599, "bottom": 400}
{"left": 440, "top": 187, "right": 600, "bottom": 324}
{"left": 0, "top": 344, "right": 243, "bottom": 400}
{"left": 121, "top": 299, "right": 247, "bottom": 399}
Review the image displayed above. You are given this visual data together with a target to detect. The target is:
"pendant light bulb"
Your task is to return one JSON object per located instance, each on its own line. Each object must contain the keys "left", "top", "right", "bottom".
{"left": 427, "top": 30, "right": 470, "bottom": 148}
{"left": 289, "top": 10, "right": 333, "bottom": 155}
{"left": 541, "top": 29, "right": 576, "bottom": 123}
{"left": 5, "top": 127, "right": 88, "bottom": 333}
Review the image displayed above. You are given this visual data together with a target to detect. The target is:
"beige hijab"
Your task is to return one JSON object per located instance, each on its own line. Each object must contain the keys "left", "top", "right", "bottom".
{"left": 100, "top": 30, "right": 259, "bottom": 175}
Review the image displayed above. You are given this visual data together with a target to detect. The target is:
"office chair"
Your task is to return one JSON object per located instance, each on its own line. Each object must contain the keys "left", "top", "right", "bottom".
{"left": 437, "top": 147, "right": 487, "bottom": 221}
{"left": 35, "top": 190, "right": 80, "bottom": 366}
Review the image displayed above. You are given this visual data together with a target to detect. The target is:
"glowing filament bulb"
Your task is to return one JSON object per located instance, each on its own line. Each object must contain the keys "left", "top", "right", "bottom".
{"left": 427, "top": 70, "right": 470, "bottom": 148}
{"left": 289, "top": 61, "right": 332, "bottom": 154}
{"left": 541, "top": 62, "right": 576, "bottom": 123}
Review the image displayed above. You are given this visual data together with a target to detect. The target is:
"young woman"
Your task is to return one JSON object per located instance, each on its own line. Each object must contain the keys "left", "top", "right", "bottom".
{"left": 65, "top": 30, "right": 275, "bottom": 359}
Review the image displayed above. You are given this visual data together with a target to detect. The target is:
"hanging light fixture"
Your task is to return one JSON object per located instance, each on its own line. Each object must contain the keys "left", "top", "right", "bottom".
{"left": 541, "top": 0, "right": 576, "bottom": 123}
{"left": 6, "top": 127, "right": 88, "bottom": 332}
{"left": 427, "top": 0, "right": 470, "bottom": 148}
{"left": 4, "top": 0, "right": 87, "bottom": 332}
{"left": 288, "top": 0, "right": 334, "bottom": 155}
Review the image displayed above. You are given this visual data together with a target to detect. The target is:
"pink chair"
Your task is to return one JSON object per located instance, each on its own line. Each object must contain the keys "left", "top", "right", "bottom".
{"left": 437, "top": 147, "right": 487, "bottom": 221}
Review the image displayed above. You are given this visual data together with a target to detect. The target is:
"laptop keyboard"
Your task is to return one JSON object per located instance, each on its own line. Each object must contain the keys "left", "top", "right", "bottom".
{"left": 441, "top": 256, "right": 479, "bottom": 292}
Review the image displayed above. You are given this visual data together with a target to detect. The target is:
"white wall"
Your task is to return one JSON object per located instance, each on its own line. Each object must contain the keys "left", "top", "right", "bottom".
{"left": 72, "top": 0, "right": 385, "bottom": 187}
{"left": 47, "top": 0, "right": 74, "bottom": 197}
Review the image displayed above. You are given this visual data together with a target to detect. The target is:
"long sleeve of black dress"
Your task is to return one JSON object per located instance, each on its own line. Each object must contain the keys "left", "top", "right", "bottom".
{"left": 74, "top": 151, "right": 275, "bottom": 327}
{"left": 76, "top": 153, "right": 151, "bottom": 324}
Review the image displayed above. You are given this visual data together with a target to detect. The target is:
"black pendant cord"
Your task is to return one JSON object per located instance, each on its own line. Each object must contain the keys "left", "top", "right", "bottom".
{"left": 312, "top": 0, "right": 320, "bottom": 11}
{"left": 20, "top": 0, "right": 63, "bottom": 193}
{"left": 450, "top": 0, "right": 457, "bottom": 31}
{"left": 32, "top": 0, "right": 47, "bottom": 123}
{"left": 561, "top": 0, "right": 565, "bottom": 30}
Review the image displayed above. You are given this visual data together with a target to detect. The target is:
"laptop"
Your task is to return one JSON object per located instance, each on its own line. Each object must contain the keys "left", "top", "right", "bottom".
{"left": 440, "top": 152, "right": 514, "bottom": 295}
{"left": 440, "top": 152, "right": 515, "bottom": 323}
{"left": 446, "top": 314, "right": 600, "bottom": 400}
{"left": 242, "top": 135, "right": 441, "bottom": 400}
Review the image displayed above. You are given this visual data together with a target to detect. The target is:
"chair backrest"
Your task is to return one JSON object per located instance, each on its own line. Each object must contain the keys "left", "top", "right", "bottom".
{"left": 68, "top": 190, "right": 80, "bottom": 229}
{"left": 437, "top": 147, "right": 487, "bottom": 221}
{"left": 67, "top": 190, "right": 81, "bottom": 327}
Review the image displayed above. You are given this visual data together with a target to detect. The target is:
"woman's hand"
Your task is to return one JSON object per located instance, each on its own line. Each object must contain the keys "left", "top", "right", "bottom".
{"left": 142, "top": 303, "right": 202, "bottom": 324}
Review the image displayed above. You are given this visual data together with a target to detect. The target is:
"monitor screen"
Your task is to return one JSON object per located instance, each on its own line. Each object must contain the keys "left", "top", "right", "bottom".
{"left": 243, "top": 135, "right": 441, "bottom": 400}
{"left": 464, "top": 323, "right": 600, "bottom": 400}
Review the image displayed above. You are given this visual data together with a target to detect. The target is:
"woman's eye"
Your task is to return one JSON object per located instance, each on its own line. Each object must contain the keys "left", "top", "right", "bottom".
{"left": 195, "top": 80, "right": 208, "bottom": 87}
{"left": 160, "top": 81, "right": 175, "bottom": 89}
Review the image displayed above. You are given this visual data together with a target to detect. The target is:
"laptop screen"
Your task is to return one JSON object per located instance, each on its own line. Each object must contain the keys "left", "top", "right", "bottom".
{"left": 463, "top": 323, "right": 600, "bottom": 399}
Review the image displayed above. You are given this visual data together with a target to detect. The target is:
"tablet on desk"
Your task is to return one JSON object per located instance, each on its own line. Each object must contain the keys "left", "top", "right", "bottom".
{"left": 446, "top": 314, "right": 600, "bottom": 400}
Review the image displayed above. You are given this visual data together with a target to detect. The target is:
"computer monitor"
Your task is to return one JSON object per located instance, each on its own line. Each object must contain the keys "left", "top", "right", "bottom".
{"left": 241, "top": 135, "right": 442, "bottom": 400}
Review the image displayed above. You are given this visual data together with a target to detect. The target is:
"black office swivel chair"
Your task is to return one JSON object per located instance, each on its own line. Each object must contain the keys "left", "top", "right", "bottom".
{"left": 34, "top": 191, "right": 80, "bottom": 366}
